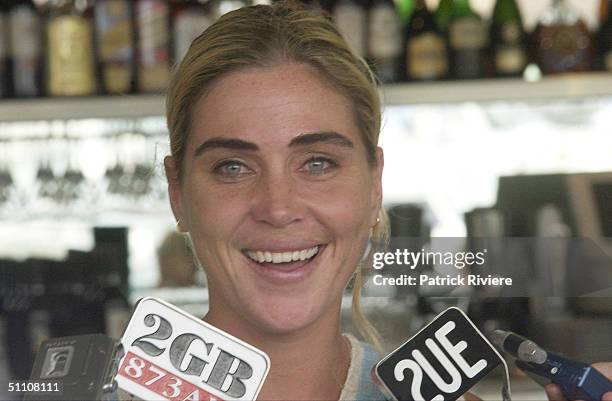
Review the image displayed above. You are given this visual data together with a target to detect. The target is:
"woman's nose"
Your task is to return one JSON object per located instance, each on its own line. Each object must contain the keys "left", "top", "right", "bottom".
{"left": 250, "top": 173, "right": 303, "bottom": 227}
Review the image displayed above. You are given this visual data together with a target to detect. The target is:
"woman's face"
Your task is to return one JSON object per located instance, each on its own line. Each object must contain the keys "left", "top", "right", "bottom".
{"left": 167, "top": 63, "right": 383, "bottom": 334}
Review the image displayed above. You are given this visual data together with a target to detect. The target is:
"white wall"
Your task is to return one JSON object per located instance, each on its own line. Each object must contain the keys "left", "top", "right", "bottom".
{"left": 380, "top": 97, "right": 612, "bottom": 236}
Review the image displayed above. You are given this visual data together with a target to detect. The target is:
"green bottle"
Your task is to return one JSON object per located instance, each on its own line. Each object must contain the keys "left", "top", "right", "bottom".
{"left": 397, "top": 0, "right": 414, "bottom": 23}
{"left": 490, "top": 0, "right": 528, "bottom": 77}
{"left": 435, "top": 0, "right": 452, "bottom": 32}
{"left": 447, "top": 0, "right": 489, "bottom": 79}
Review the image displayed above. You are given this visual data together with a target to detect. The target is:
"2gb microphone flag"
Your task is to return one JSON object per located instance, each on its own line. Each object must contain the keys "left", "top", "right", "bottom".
{"left": 117, "top": 297, "right": 270, "bottom": 401}
{"left": 375, "top": 307, "right": 505, "bottom": 401}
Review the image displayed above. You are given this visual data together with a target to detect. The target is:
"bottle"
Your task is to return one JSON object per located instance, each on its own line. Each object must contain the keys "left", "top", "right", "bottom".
{"left": 489, "top": 0, "right": 528, "bottom": 77}
{"left": 135, "top": 0, "right": 170, "bottom": 93}
{"left": 435, "top": 0, "right": 452, "bottom": 33}
{"left": 397, "top": 0, "right": 414, "bottom": 24}
{"left": 598, "top": 0, "right": 612, "bottom": 71}
{"left": 367, "top": 0, "right": 402, "bottom": 83}
{"left": 531, "top": 0, "right": 594, "bottom": 74}
{"left": 94, "top": 0, "right": 135, "bottom": 94}
{"left": 46, "top": 0, "right": 96, "bottom": 96}
{"left": 600, "top": 0, "right": 609, "bottom": 26}
{"left": 8, "top": 0, "right": 42, "bottom": 98}
{"left": 171, "top": 0, "right": 212, "bottom": 65}
{"left": 447, "top": 0, "right": 489, "bottom": 79}
{"left": 403, "top": 0, "right": 448, "bottom": 81}
{"left": 0, "top": 1, "right": 10, "bottom": 98}
{"left": 333, "top": 0, "right": 367, "bottom": 58}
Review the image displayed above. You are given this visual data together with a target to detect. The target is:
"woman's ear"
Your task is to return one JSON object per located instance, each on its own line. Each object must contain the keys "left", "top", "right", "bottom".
{"left": 164, "top": 156, "right": 187, "bottom": 232}
{"left": 369, "top": 147, "right": 384, "bottom": 227}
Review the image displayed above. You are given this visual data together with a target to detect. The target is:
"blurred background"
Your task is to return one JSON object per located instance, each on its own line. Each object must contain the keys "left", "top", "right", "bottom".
{"left": 0, "top": 0, "right": 611, "bottom": 399}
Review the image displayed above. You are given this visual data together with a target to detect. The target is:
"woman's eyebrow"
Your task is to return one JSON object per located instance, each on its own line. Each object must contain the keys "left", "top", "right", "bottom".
{"left": 289, "top": 131, "right": 354, "bottom": 148}
{"left": 193, "top": 131, "right": 354, "bottom": 157}
{"left": 194, "top": 137, "right": 259, "bottom": 157}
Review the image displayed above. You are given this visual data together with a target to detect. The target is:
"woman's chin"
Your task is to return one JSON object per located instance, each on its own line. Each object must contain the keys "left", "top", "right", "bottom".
{"left": 244, "top": 296, "right": 327, "bottom": 335}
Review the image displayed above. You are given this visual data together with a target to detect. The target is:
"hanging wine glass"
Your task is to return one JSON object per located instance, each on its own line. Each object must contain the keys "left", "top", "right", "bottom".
{"left": 36, "top": 136, "right": 57, "bottom": 201}
{"left": 0, "top": 140, "right": 15, "bottom": 205}
{"left": 63, "top": 140, "right": 85, "bottom": 205}
{"left": 129, "top": 129, "right": 153, "bottom": 201}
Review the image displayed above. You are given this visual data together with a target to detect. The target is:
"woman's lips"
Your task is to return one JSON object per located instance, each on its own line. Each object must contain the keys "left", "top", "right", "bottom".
{"left": 242, "top": 245, "right": 326, "bottom": 283}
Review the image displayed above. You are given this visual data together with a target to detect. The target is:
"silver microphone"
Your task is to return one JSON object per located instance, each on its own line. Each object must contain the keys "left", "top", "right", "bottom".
{"left": 490, "top": 329, "right": 548, "bottom": 364}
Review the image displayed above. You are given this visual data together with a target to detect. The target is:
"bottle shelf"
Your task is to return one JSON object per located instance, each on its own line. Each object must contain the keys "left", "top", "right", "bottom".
{"left": 382, "top": 72, "right": 612, "bottom": 105}
{"left": 0, "top": 94, "right": 166, "bottom": 123}
{"left": 1, "top": 72, "right": 612, "bottom": 123}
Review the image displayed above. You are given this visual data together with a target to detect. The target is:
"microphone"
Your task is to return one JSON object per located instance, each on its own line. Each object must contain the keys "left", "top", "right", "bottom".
{"left": 374, "top": 307, "right": 510, "bottom": 401}
{"left": 24, "top": 334, "right": 123, "bottom": 401}
{"left": 116, "top": 297, "right": 270, "bottom": 401}
{"left": 491, "top": 330, "right": 612, "bottom": 401}
{"left": 489, "top": 330, "right": 547, "bottom": 364}
{"left": 23, "top": 297, "right": 271, "bottom": 401}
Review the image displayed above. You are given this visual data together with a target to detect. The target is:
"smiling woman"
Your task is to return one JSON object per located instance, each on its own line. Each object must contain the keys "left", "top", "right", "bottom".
{"left": 163, "top": 2, "right": 389, "bottom": 401}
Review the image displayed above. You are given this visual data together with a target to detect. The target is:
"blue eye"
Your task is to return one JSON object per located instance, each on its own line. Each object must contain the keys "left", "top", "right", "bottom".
{"left": 213, "top": 160, "right": 251, "bottom": 177}
{"left": 304, "top": 157, "right": 338, "bottom": 174}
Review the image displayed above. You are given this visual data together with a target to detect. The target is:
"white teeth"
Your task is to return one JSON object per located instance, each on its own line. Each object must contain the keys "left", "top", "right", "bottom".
{"left": 306, "top": 248, "right": 315, "bottom": 259}
{"left": 246, "top": 246, "right": 320, "bottom": 264}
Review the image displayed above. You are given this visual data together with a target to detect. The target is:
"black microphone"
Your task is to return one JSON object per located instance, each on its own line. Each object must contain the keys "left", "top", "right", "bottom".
{"left": 374, "top": 307, "right": 509, "bottom": 401}
{"left": 24, "top": 334, "right": 123, "bottom": 401}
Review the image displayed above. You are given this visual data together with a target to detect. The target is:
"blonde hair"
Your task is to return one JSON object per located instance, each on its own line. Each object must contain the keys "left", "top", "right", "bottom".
{"left": 166, "top": 1, "right": 390, "bottom": 353}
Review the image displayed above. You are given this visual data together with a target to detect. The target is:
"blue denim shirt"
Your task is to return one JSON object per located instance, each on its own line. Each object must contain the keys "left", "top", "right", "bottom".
{"left": 340, "top": 334, "right": 389, "bottom": 401}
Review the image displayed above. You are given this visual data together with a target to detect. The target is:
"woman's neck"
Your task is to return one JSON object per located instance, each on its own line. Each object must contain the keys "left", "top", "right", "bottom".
{"left": 203, "top": 301, "right": 351, "bottom": 401}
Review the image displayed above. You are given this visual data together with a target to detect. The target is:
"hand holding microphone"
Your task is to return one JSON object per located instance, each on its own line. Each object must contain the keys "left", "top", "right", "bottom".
{"left": 371, "top": 309, "right": 612, "bottom": 401}
{"left": 491, "top": 330, "right": 612, "bottom": 401}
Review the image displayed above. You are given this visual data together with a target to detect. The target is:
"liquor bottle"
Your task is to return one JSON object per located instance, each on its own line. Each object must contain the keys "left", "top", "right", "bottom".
{"left": 0, "top": 1, "right": 10, "bottom": 98}
{"left": 8, "top": 0, "right": 42, "bottom": 97}
{"left": 367, "top": 0, "right": 402, "bottom": 83}
{"left": 46, "top": 0, "right": 96, "bottom": 96}
{"left": 94, "top": 0, "right": 135, "bottom": 94}
{"left": 598, "top": 0, "right": 612, "bottom": 71}
{"left": 435, "top": 0, "right": 452, "bottom": 33}
{"left": 333, "top": 0, "right": 367, "bottom": 58}
{"left": 600, "top": 0, "right": 609, "bottom": 26}
{"left": 403, "top": 0, "right": 448, "bottom": 81}
{"left": 489, "top": 0, "right": 528, "bottom": 77}
{"left": 397, "top": 0, "right": 414, "bottom": 23}
{"left": 447, "top": 0, "right": 489, "bottom": 79}
{"left": 530, "top": 0, "right": 594, "bottom": 74}
{"left": 171, "top": 0, "right": 212, "bottom": 65}
{"left": 135, "top": 0, "right": 170, "bottom": 93}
